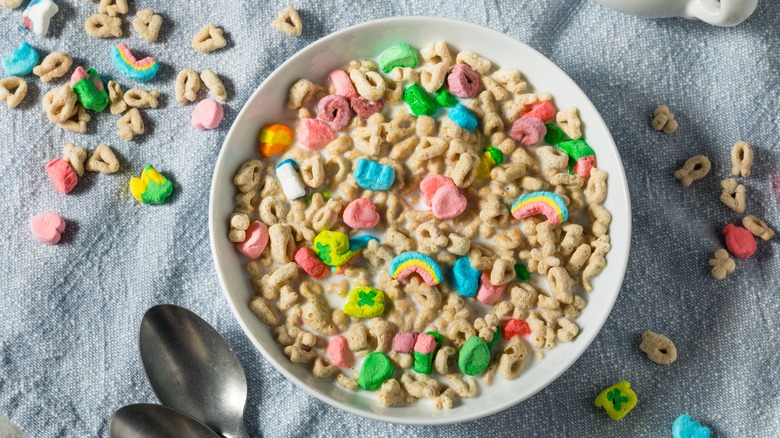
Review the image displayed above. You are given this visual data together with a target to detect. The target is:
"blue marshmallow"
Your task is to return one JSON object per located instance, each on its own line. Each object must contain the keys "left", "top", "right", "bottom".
{"left": 354, "top": 158, "right": 395, "bottom": 191}
{"left": 348, "top": 235, "right": 379, "bottom": 251}
{"left": 448, "top": 103, "right": 478, "bottom": 132}
{"left": 672, "top": 415, "right": 710, "bottom": 438}
{"left": 2, "top": 42, "right": 39, "bottom": 76}
{"left": 451, "top": 256, "right": 480, "bottom": 297}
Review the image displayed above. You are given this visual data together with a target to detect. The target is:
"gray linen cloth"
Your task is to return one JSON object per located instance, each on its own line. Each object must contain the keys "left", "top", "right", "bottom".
{"left": 1, "top": 0, "right": 778, "bottom": 436}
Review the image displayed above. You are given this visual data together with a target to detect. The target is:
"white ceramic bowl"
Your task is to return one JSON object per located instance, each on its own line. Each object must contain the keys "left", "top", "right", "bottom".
{"left": 209, "top": 16, "right": 631, "bottom": 425}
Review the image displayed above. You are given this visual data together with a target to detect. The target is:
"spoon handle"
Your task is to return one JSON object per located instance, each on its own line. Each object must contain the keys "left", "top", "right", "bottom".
{"left": 223, "top": 422, "right": 249, "bottom": 438}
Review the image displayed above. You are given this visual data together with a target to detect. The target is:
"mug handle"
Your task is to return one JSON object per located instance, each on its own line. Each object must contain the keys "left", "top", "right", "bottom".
{"left": 687, "top": 0, "right": 758, "bottom": 26}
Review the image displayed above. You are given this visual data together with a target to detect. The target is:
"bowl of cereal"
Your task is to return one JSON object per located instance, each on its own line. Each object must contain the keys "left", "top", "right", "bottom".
{"left": 209, "top": 16, "right": 631, "bottom": 425}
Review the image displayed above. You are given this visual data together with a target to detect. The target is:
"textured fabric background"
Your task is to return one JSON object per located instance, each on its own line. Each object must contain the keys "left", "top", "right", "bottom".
{"left": 1, "top": 0, "right": 778, "bottom": 437}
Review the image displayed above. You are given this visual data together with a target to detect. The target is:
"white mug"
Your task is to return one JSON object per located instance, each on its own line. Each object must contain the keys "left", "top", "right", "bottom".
{"left": 594, "top": 0, "right": 758, "bottom": 26}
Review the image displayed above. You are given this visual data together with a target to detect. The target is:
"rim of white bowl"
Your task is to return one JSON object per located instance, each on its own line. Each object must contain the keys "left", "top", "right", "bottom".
{"left": 209, "top": 16, "right": 632, "bottom": 426}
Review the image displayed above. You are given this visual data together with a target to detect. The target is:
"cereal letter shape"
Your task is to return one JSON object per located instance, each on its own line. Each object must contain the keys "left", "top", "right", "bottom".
{"left": 133, "top": 9, "right": 162, "bottom": 42}
{"left": 378, "top": 44, "right": 418, "bottom": 73}
{"left": 85, "top": 14, "right": 123, "bottom": 38}
{"left": 556, "top": 107, "right": 582, "bottom": 140}
{"left": 403, "top": 83, "right": 437, "bottom": 116}
{"left": 458, "top": 336, "right": 490, "bottom": 376}
{"left": 452, "top": 256, "right": 480, "bottom": 297}
{"left": 111, "top": 44, "right": 159, "bottom": 83}
{"left": 448, "top": 103, "right": 478, "bottom": 131}
{"left": 117, "top": 108, "right": 144, "bottom": 141}
{"left": 708, "top": 249, "right": 735, "bottom": 280}
{"left": 43, "top": 84, "right": 77, "bottom": 123}
{"left": 258, "top": 123, "right": 293, "bottom": 158}
{"left": 46, "top": 158, "right": 78, "bottom": 194}
{"left": 719, "top": 178, "right": 746, "bottom": 213}
{"left": 29, "top": 212, "right": 65, "bottom": 245}
{"left": 200, "top": 69, "right": 227, "bottom": 102}
{"left": 236, "top": 221, "right": 269, "bottom": 259}
{"left": 2, "top": 42, "right": 39, "bottom": 76}
{"left": 388, "top": 251, "right": 443, "bottom": 286}
{"left": 175, "top": 68, "right": 201, "bottom": 104}
{"left": 652, "top": 105, "right": 678, "bottom": 134}
{"left": 107, "top": 81, "right": 127, "bottom": 114}
{"left": 298, "top": 118, "right": 335, "bottom": 150}
{"left": 192, "top": 23, "right": 227, "bottom": 53}
{"left": 343, "top": 287, "right": 385, "bottom": 318}
{"left": 730, "top": 140, "right": 753, "bottom": 178}
{"left": 271, "top": 6, "right": 302, "bottom": 37}
{"left": 129, "top": 164, "right": 173, "bottom": 205}
{"left": 0, "top": 77, "right": 28, "bottom": 108}
{"left": 294, "top": 247, "right": 329, "bottom": 279}
{"left": 33, "top": 51, "right": 72, "bottom": 83}
{"left": 722, "top": 223, "right": 756, "bottom": 259}
{"left": 639, "top": 331, "right": 677, "bottom": 365}
{"left": 672, "top": 414, "right": 711, "bottom": 438}
{"left": 354, "top": 158, "right": 395, "bottom": 191}
{"left": 742, "top": 215, "right": 774, "bottom": 241}
{"left": 98, "top": 0, "right": 128, "bottom": 17}
{"left": 191, "top": 98, "right": 224, "bottom": 130}
{"left": 358, "top": 352, "right": 393, "bottom": 391}
{"left": 511, "top": 191, "right": 568, "bottom": 224}
{"left": 276, "top": 159, "right": 306, "bottom": 200}
{"left": 595, "top": 381, "right": 637, "bottom": 421}
{"left": 674, "top": 155, "right": 711, "bottom": 187}
{"left": 85, "top": 144, "right": 120, "bottom": 174}
{"left": 70, "top": 67, "right": 109, "bottom": 112}
{"left": 342, "top": 198, "right": 380, "bottom": 229}
{"left": 21, "top": 0, "right": 58, "bottom": 36}
{"left": 446, "top": 64, "right": 480, "bottom": 98}
{"left": 1, "top": 0, "right": 23, "bottom": 9}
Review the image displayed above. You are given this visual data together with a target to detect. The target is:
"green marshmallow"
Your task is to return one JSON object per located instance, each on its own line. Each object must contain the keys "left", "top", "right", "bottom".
{"left": 458, "top": 336, "right": 490, "bottom": 376}
{"left": 426, "top": 331, "right": 443, "bottom": 347}
{"left": 487, "top": 325, "right": 501, "bottom": 350}
{"left": 434, "top": 86, "right": 458, "bottom": 107}
{"left": 514, "top": 263, "right": 530, "bottom": 281}
{"left": 403, "top": 84, "right": 437, "bottom": 116}
{"left": 544, "top": 123, "right": 566, "bottom": 145}
{"left": 378, "top": 44, "right": 418, "bottom": 73}
{"left": 71, "top": 68, "right": 109, "bottom": 112}
{"left": 358, "top": 352, "right": 394, "bottom": 391}
{"left": 485, "top": 146, "right": 504, "bottom": 165}
{"left": 558, "top": 139, "right": 595, "bottom": 161}
{"left": 413, "top": 351, "right": 433, "bottom": 374}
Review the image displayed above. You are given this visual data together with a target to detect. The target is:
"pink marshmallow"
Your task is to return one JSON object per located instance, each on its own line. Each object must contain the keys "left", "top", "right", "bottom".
{"left": 414, "top": 333, "right": 437, "bottom": 354}
{"left": 573, "top": 156, "right": 596, "bottom": 178}
{"left": 476, "top": 271, "right": 507, "bottom": 305}
{"left": 349, "top": 97, "right": 384, "bottom": 119}
{"left": 46, "top": 158, "right": 77, "bottom": 194}
{"left": 294, "top": 247, "right": 329, "bottom": 279}
{"left": 446, "top": 64, "right": 480, "bottom": 98}
{"left": 317, "top": 94, "right": 352, "bottom": 132}
{"left": 69, "top": 66, "right": 89, "bottom": 85}
{"left": 329, "top": 69, "right": 357, "bottom": 99}
{"left": 298, "top": 118, "right": 335, "bottom": 150}
{"left": 431, "top": 184, "right": 467, "bottom": 219}
{"left": 191, "top": 98, "right": 224, "bottom": 130}
{"left": 510, "top": 117, "right": 546, "bottom": 146}
{"left": 512, "top": 202, "right": 561, "bottom": 224}
{"left": 29, "top": 212, "right": 65, "bottom": 245}
{"left": 392, "top": 332, "right": 418, "bottom": 354}
{"left": 342, "top": 197, "right": 380, "bottom": 229}
{"left": 419, "top": 174, "right": 455, "bottom": 207}
{"left": 236, "top": 221, "right": 269, "bottom": 259}
{"left": 327, "top": 335, "right": 353, "bottom": 368}
{"left": 522, "top": 100, "right": 555, "bottom": 122}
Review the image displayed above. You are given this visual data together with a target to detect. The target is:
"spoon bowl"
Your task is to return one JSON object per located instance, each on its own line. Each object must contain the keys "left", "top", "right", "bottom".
{"left": 109, "top": 404, "right": 221, "bottom": 438}
{"left": 139, "top": 305, "right": 248, "bottom": 438}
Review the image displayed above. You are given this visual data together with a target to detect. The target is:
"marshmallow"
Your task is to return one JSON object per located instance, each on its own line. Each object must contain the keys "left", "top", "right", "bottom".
{"left": 29, "top": 212, "right": 65, "bottom": 245}
{"left": 45, "top": 158, "right": 77, "bottom": 194}
{"left": 327, "top": 335, "right": 353, "bottom": 368}
{"left": 298, "top": 118, "right": 334, "bottom": 150}
{"left": 2, "top": 42, "right": 39, "bottom": 76}
{"left": 353, "top": 158, "right": 395, "bottom": 191}
{"left": 236, "top": 221, "right": 269, "bottom": 259}
{"left": 510, "top": 117, "right": 547, "bottom": 146}
{"left": 191, "top": 98, "right": 224, "bottom": 130}
{"left": 21, "top": 0, "right": 59, "bottom": 36}
{"left": 276, "top": 159, "right": 306, "bottom": 200}
{"left": 342, "top": 198, "right": 380, "bottom": 229}
{"left": 446, "top": 64, "right": 480, "bottom": 98}
{"left": 431, "top": 184, "right": 467, "bottom": 219}
{"left": 317, "top": 94, "right": 351, "bottom": 131}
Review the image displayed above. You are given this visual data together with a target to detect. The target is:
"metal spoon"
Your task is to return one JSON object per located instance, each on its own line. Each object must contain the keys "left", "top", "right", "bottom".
{"left": 109, "top": 404, "right": 221, "bottom": 438}
{"left": 139, "top": 305, "right": 248, "bottom": 438}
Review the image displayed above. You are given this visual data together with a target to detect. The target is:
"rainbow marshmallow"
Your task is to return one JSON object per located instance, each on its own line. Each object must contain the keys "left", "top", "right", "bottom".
{"left": 388, "top": 251, "right": 444, "bottom": 286}
{"left": 111, "top": 44, "right": 159, "bottom": 83}
{"left": 511, "top": 191, "right": 568, "bottom": 224}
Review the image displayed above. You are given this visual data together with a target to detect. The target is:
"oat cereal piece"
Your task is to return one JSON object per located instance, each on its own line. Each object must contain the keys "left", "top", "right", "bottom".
{"left": 446, "top": 319, "right": 477, "bottom": 349}
{"left": 719, "top": 178, "right": 746, "bottom": 213}
{"left": 421, "top": 42, "right": 453, "bottom": 66}
{"left": 43, "top": 84, "right": 78, "bottom": 123}
{"left": 708, "top": 248, "right": 736, "bottom": 279}
{"left": 271, "top": 5, "right": 302, "bottom": 37}
{"left": 32, "top": 51, "right": 72, "bottom": 83}
{"left": 99, "top": 0, "right": 127, "bottom": 16}
{"left": 556, "top": 107, "right": 582, "bottom": 140}
{"left": 123, "top": 88, "right": 160, "bottom": 109}
{"left": 269, "top": 223, "right": 295, "bottom": 263}
{"left": 192, "top": 23, "right": 227, "bottom": 52}
{"left": 336, "top": 373, "right": 358, "bottom": 391}
{"left": 62, "top": 143, "right": 87, "bottom": 177}
{"left": 378, "top": 379, "right": 406, "bottom": 407}
{"left": 401, "top": 372, "right": 441, "bottom": 399}
{"left": 86, "top": 144, "right": 120, "bottom": 174}
{"left": 652, "top": 105, "right": 678, "bottom": 133}
{"left": 57, "top": 103, "right": 90, "bottom": 133}
{"left": 730, "top": 141, "right": 753, "bottom": 178}
{"left": 107, "top": 81, "right": 127, "bottom": 115}
{"left": 175, "top": 69, "right": 201, "bottom": 104}
{"left": 284, "top": 344, "right": 316, "bottom": 364}
{"left": 497, "top": 338, "right": 528, "bottom": 380}
{"left": 0, "top": 77, "right": 27, "bottom": 109}
{"left": 287, "top": 78, "right": 325, "bottom": 110}
{"left": 585, "top": 168, "right": 608, "bottom": 205}
{"left": 249, "top": 297, "right": 279, "bottom": 326}
{"left": 301, "top": 300, "right": 337, "bottom": 336}
{"left": 233, "top": 159, "right": 263, "bottom": 193}
{"left": 350, "top": 69, "right": 386, "bottom": 102}
{"left": 419, "top": 62, "right": 449, "bottom": 94}
{"left": 742, "top": 215, "right": 774, "bottom": 241}
{"left": 85, "top": 14, "right": 123, "bottom": 38}
{"left": 674, "top": 155, "right": 711, "bottom": 187}
{"left": 116, "top": 108, "right": 144, "bottom": 141}
{"left": 455, "top": 50, "right": 491, "bottom": 74}
{"left": 433, "top": 346, "right": 457, "bottom": 375}
{"left": 133, "top": 9, "right": 162, "bottom": 42}
{"left": 639, "top": 330, "right": 677, "bottom": 365}
{"left": 555, "top": 318, "right": 579, "bottom": 342}
{"left": 491, "top": 68, "right": 526, "bottom": 94}
{"left": 390, "top": 67, "right": 419, "bottom": 84}
{"left": 0, "top": 0, "right": 22, "bottom": 8}
{"left": 312, "top": 357, "right": 338, "bottom": 379}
